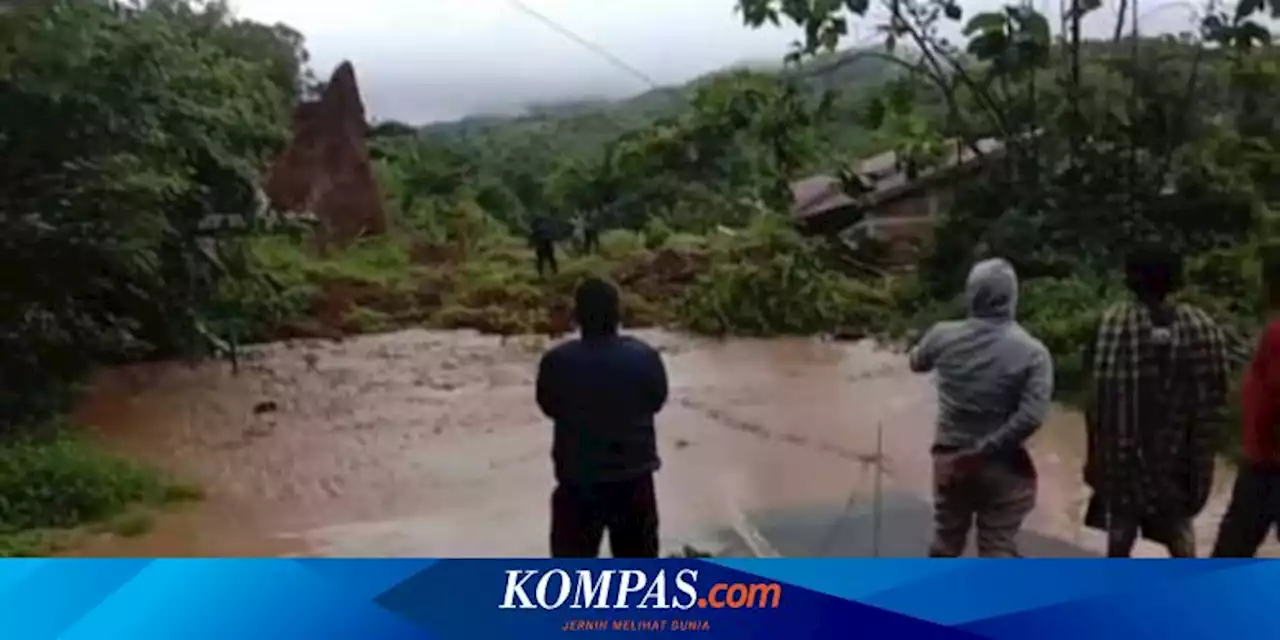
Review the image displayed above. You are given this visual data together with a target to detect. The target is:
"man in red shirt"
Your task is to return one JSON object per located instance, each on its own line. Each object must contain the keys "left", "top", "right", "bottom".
{"left": 1212, "top": 247, "right": 1280, "bottom": 557}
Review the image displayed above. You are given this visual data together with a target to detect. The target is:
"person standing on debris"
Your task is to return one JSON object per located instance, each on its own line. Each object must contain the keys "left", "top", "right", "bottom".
{"left": 909, "top": 258, "right": 1054, "bottom": 558}
{"left": 579, "top": 212, "right": 600, "bottom": 255}
{"left": 583, "top": 211, "right": 601, "bottom": 253}
{"left": 536, "top": 277, "right": 669, "bottom": 557}
{"left": 530, "top": 216, "right": 559, "bottom": 277}
{"left": 1084, "top": 246, "right": 1232, "bottom": 558}
{"left": 1212, "top": 246, "right": 1280, "bottom": 557}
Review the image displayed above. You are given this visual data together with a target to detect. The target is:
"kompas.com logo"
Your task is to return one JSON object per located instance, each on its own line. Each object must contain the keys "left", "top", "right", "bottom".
{"left": 498, "top": 569, "right": 782, "bottom": 610}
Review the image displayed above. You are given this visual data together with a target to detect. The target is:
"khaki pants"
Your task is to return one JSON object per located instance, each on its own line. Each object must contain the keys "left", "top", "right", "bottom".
{"left": 929, "top": 447, "right": 1037, "bottom": 558}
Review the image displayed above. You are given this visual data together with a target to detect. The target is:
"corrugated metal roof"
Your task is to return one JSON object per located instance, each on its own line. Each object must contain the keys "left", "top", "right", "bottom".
{"left": 790, "top": 175, "right": 857, "bottom": 220}
{"left": 790, "top": 137, "right": 1006, "bottom": 223}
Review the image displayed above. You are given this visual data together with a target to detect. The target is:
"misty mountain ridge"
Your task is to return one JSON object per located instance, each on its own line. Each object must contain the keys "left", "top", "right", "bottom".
{"left": 413, "top": 46, "right": 900, "bottom": 140}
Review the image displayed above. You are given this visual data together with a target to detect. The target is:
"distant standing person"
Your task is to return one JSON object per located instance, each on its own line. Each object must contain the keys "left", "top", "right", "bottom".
{"left": 530, "top": 216, "right": 559, "bottom": 277}
{"left": 536, "top": 277, "right": 669, "bottom": 558}
{"left": 1084, "top": 247, "right": 1232, "bottom": 557}
{"left": 580, "top": 212, "right": 600, "bottom": 255}
{"left": 909, "top": 258, "right": 1054, "bottom": 558}
{"left": 1213, "top": 246, "right": 1280, "bottom": 557}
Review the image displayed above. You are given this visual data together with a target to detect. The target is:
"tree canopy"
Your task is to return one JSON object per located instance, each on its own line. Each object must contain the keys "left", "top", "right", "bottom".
{"left": 0, "top": 0, "right": 308, "bottom": 428}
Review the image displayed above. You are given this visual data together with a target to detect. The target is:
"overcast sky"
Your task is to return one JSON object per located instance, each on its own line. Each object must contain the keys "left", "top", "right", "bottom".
{"left": 229, "top": 0, "right": 1204, "bottom": 125}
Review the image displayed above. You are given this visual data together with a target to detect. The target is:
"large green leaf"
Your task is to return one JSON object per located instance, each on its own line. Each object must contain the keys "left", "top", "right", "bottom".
{"left": 1237, "top": 0, "right": 1266, "bottom": 19}
{"left": 963, "top": 12, "right": 1006, "bottom": 37}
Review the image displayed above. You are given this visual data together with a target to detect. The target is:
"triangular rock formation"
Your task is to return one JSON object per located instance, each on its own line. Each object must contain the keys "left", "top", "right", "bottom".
{"left": 264, "top": 61, "right": 387, "bottom": 246}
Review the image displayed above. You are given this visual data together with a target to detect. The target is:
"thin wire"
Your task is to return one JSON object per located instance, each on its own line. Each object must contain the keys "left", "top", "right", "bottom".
{"left": 818, "top": 422, "right": 888, "bottom": 557}
{"left": 818, "top": 481, "right": 863, "bottom": 556}
{"left": 505, "top": 0, "right": 663, "bottom": 90}
{"left": 502, "top": 0, "right": 694, "bottom": 219}
{"left": 872, "top": 420, "right": 883, "bottom": 557}
{"left": 500, "top": 0, "right": 881, "bottom": 224}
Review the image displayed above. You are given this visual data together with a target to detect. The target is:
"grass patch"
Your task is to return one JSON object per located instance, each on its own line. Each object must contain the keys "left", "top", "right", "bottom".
{"left": 161, "top": 481, "right": 205, "bottom": 503}
{"left": 248, "top": 215, "right": 898, "bottom": 341}
{"left": 346, "top": 306, "right": 396, "bottom": 333}
{"left": 0, "top": 433, "right": 199, "bottom": 556}
{"left": 102, "top": 510, "right": 155, "bottom": 538}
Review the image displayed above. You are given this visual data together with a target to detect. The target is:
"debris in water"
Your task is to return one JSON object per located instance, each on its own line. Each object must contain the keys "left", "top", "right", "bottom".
{"left": 674, "top": 439, "right": 692, "bottom": 450}
{"left": 668, "top": 545, "right": 713, "bottom": 558}
{"left": 304, "top": 352, "right": 320, "bottom": 372}
{"left": 244, "top": 422, "right": 274, "bottom": 438}
{"left": 830, "top": 328, "right": 867, "bottom": 342}
{"left": 781, "top": 433, "right": 808, "bottom": 446}
{"left": 253, "top": 400, "right": 279, "bottom": 415}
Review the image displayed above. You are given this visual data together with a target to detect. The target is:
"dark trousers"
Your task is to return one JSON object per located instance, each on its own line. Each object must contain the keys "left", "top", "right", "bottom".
{"left": 1105, "top": 516, "right": 1195, "bottom": 558}
{"left": 581, "top": 231, "right": 599, "bottom": 254}
{"left": 551, "top": 474, "right": 659, "bottom": 558}
{"left": 1212, "top": 463, "right": 1280, "bottom": 557}
{"left": 535, "top": 243, "right": 558, "bottom": 277}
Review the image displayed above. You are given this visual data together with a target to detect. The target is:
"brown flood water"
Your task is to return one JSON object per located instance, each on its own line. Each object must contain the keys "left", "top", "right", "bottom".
{"left": 68, "top": 329, "right": 1269, "bottom": 558}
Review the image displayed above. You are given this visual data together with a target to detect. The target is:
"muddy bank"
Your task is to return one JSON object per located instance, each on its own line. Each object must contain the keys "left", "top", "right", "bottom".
{"left": 70, "top": 329, "right": 1264, "bottom": 557}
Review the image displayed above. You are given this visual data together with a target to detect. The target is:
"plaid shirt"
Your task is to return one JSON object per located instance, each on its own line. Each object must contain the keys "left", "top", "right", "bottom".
{"left": 1083, "top": 301, "right": 1232, "bottom": 524}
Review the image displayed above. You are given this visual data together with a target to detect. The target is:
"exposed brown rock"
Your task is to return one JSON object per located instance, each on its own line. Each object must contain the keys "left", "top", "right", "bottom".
{"left": 264, "top": 61, "right": 386, "bottom": 246}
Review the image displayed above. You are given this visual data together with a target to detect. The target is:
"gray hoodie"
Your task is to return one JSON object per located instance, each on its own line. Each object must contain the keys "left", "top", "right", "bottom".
{"left": 908, "top": 259, "right": 1054, "bottom": 454}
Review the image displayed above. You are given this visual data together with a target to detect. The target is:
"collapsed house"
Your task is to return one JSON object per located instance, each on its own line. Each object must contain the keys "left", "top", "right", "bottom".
{"left": 790, "top": 138, "right": 1007, "bottom": 265}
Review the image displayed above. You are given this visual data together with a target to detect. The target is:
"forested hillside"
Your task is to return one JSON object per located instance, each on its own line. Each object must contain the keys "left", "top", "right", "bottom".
{"left": 0, "top": 0, "right": 302, "bottom": 553}
{"left": 6, "top": 0, "right": 1280, "bottom": 552}
{"left": 395, "top": 48, "right": 907, "bottom": 226}
{"left": 418, "top": 48, "right": 903, "bottom": 145}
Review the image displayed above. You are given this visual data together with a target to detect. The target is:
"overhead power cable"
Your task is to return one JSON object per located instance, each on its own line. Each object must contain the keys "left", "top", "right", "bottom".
{"left": 505, "top": 0, "right": 663, "bottom": 90}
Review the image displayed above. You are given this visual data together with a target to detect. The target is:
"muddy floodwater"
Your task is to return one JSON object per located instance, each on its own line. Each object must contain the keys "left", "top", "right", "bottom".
{"left": 70, "top": 329, "right": 1270, "bottom": 558}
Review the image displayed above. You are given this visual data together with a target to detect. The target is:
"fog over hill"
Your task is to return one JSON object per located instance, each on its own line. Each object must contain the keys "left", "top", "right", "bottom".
{"left": 232, "top": 0, "right": 1204, "bottom": 125}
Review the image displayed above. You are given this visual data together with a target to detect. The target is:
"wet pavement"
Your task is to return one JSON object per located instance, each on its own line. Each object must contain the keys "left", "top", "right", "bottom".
{"left": 69, "top": 329, "right": 1265, "bottom": 558}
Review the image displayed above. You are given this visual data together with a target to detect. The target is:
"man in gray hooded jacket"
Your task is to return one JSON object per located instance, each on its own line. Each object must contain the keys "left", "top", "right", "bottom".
{"left": 909, "top": 258, "right": 1054, "bottom": 557}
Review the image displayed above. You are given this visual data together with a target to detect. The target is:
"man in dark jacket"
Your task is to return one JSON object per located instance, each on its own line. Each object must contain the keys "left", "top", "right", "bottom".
{"left": 536, "top": 277, "right": 669, "bottom": 557}
{"left": 579, "top": 212, "right": 600, "bottom": 255}
{"left": 530, "top": 216, "right": 559, "bottom": 277}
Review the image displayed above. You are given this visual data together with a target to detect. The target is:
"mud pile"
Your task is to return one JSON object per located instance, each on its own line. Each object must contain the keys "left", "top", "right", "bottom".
{"left": 264, "top": 61, "right": 387, "bottom": 246}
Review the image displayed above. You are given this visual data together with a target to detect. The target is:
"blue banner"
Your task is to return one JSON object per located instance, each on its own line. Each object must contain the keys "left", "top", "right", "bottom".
{"left": 0, "top": 559, "right": 1273, "bottom": 639}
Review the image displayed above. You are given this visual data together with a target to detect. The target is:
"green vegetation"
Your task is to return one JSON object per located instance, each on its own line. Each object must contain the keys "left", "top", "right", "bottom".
{"left": 736, "top": 0, "right": 1280, "bottom": 403}
{"left": 247, "top": 212, "right": 888, "bottom": 339}
{"left": 343, "top": 0, "right": 1280, "bottom": 415}
{"left": 258, "top": 44, "right": 911, "bottom": 342}
{"left": 0, "top": 0, "right": 299, "bottom": 551}
{"left": 0, "top": 434, "right": 200, "bottom": 556}
{"left": 410, "top": 50, "right": 903, "bottom": 222}
{"left": 1, "top": 0, "right": 301, "bottom": 428}
{"left": 10, "top": 0, "right": 1280, "bottom": 549}
{"left": 0, "top": 0, "right": 898, "bottom": 552}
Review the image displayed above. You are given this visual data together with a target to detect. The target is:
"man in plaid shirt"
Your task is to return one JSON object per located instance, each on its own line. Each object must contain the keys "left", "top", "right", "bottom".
{"left": 1083, "top": 247, "right": 1232, "bottom": 557}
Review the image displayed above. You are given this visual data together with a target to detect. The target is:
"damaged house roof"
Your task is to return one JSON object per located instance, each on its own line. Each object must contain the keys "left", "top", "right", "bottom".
{"left": 790, "top": 137, "right": 1007, "bottom": 230}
